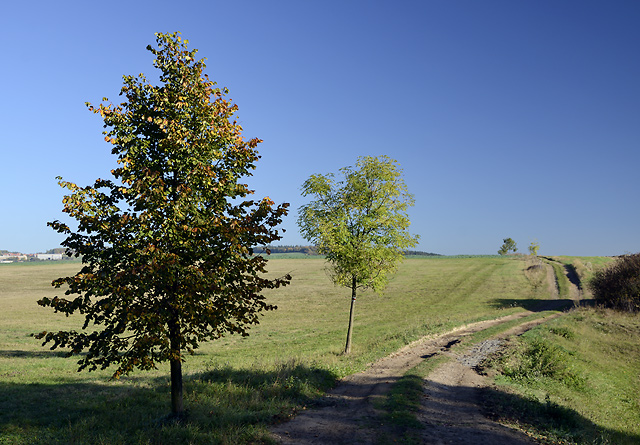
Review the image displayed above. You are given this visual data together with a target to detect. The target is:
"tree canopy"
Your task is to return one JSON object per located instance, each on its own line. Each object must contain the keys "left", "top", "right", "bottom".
{"left": 498, "top": 237, "right": 518, "bottom": 255}
{"left": 35, "top": 32, "right": 290, "bottom": 416}
{"left": 298, "top": 155, "right": 419, "bottom": 353}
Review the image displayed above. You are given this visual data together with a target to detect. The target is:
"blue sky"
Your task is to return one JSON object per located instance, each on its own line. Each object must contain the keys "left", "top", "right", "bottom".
{"left": 2, "top": 1, "right": 639, "bottom": 256}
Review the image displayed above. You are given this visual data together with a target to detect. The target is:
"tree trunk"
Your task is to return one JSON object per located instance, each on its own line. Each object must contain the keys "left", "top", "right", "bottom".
{"left": 344, "top": 277, "right": 357, "bottom": 355}
{"left": 170, "top": 357, "right": 184, "bottom": 415}
{"left": 169, "top": 321, "right": 184, "bottom": 416}
{"left": 167, "top": 249, "right": 184, "bottom": 417}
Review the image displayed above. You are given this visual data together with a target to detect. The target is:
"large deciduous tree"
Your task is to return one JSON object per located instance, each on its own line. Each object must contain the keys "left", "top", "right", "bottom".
{"left": 35, "top": 32, "right": 290, "bottom": 417}
{"left": 298, "top": 156, "right": 419, "bottom": 354}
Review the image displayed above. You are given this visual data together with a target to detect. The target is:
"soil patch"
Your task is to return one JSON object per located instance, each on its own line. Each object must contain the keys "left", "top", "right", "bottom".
{"left": 271, "top": 310, "right": 561, "bottom": 444}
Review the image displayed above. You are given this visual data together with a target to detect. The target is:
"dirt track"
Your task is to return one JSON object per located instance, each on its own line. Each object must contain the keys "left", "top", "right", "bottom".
{"left": 270, "top": 263, "right": 576, "bottom": 444}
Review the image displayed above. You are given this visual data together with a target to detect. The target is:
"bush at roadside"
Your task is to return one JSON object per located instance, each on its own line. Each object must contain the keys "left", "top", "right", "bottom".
{"left": 589, "top": 253, "right": 640, "bottom": 312}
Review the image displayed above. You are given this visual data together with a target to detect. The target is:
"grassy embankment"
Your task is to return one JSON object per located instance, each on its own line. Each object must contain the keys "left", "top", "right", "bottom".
{"left": 483, "top": 308, "right": 640, "bottom": 444}
{"left": 480, "top": 254, "right": 640, "bottom": 444}
{"left": 1, "top": 256, "right": 545, "bottom": 444}
{"left": 377, "top": 255, "right": 640, "bottom": 445}
{"left": 379, "top": 305, "right": 640, "bottom": 445}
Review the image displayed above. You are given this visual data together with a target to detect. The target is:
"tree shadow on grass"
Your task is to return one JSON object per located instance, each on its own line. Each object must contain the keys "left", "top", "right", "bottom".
{"left": 488, "top": 298, "right": 576, "bottom": 312}
{"left": 415, "top": 377, "right": 640, "bottom": 445}
{"left": 563, "top": 263, "right": 583, "bottom": 290}
{"left": 0, "top": 349, "right": 70, "bottom": 359}
{"left": 476, "top": 383, "right": 640, "bottom": 445}
{"left": 0, "top": 361, "right": 338, "bottom": 444}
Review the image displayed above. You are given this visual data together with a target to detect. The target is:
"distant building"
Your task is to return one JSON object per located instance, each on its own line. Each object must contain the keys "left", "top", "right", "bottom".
{"left": 36, "top": 254, "right": 63, "bottom": 260}
{"left": 0, "top": 253, "right": 28, "bottom": 262}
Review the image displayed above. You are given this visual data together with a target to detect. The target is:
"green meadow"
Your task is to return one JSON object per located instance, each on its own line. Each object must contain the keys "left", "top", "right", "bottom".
{"left": 0, "top": 256, "right": 638, "bottom": 444}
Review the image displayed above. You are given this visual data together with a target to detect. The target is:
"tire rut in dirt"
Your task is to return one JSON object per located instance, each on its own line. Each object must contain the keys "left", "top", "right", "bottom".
{"left": 270, "top": 312, "right": 539, "bottom": 444}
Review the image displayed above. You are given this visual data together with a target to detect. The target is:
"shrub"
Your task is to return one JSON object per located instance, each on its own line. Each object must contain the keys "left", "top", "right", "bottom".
{"left": 589, "top": 253, "right": 640, "bottom": 312}
{"left": 500, "top": 335, "right": 586, "bottom": 391}
{"left": 502, "top": 337, "right": 567, "bottom": 381}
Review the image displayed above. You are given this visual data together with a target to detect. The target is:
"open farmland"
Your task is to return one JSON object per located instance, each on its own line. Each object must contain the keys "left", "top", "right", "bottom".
{"left": 0, "top": 256, "right": 627, "bottom": 444}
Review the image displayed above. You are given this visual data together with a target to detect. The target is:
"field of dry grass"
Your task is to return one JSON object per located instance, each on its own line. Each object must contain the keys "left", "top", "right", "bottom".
{"left": 0, "top": 256, "right": 583, "bottom": 443}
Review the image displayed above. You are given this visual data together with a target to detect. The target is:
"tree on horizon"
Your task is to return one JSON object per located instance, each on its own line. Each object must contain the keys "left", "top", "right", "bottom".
{"left": 498, "top": 238, "right": 518, "bottom": 255}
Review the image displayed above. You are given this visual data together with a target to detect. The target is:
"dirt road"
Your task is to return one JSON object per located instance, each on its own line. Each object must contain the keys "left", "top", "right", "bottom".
{"left": 271, "top": 264, "right": 575, "bottom": 444}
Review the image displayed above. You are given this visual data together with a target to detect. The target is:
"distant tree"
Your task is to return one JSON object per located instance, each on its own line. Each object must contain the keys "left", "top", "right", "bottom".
{"left": 498, "top": 238, "right": 518, "bottom": 255}
{"left": 46, "top": 247, "right": 70, "bottom": 256}
{"left": 298, "top": 156, "right": 419, "bottom": 354}
{"left": 404, "top": 250, "right": 441, "bottom": 257}
{"left": 528, "top": 240, "right": 540, "bottom": 256}
{"left": 35, "top": 32, "right": 290, "bottom": 417}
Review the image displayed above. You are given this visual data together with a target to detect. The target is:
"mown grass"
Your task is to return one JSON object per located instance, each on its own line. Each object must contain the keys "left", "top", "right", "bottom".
{"left": 482, "top": 308, "right": 640, "bottom": 444}
{"left": 0, "top": 256, "right": 543, "bottom": 444}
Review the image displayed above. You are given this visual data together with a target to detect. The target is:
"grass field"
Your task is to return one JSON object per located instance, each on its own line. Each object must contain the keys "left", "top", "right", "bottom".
{"left": 0, "top": 255, "right": 631, "bottom": 444}
{"left": 483, "top": 308, "right": 640, "bottom": 444}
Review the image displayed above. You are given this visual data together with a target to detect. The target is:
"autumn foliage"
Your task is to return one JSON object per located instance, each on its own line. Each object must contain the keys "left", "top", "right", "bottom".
{"left": 35, "top": 32, "right": 290, "bottom": 415}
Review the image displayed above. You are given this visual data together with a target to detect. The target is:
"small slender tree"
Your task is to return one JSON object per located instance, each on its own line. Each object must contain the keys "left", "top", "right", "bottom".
{"left": 35, "top": 32, "right": 290, "bottom": 417}
{"left": 498, "top": 238, "right": 518, "bottom": 255}
{"left": 528, "top": 240, "right": 540, "bottom": 256}
{"left": 298, "top": 156, "right": 419, "bottom": 354}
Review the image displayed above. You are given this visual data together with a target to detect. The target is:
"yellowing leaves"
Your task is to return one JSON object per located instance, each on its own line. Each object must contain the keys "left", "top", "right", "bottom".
{"left": 41, "top": 32, "right": 291, "bottom": 400}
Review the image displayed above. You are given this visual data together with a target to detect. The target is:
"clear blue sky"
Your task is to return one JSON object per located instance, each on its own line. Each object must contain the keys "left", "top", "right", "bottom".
{"left": 2, "top": 1, "right": 639, "bottom": 256}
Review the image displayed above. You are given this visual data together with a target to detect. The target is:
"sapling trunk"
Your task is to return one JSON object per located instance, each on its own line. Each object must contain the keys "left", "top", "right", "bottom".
{"left": 344, "top": 276, "right": 357, "bottom": 354}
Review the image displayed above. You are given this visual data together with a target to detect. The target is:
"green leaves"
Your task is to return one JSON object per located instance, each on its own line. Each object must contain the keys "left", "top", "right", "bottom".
{"left": 298, "top": 155, "right": 419, "bottom": 293}
{"left": 298, "top": 156, "right": 419, "bottom": 354}
{"left": 528, "top": 240, "right": 540, "bottom": 256}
